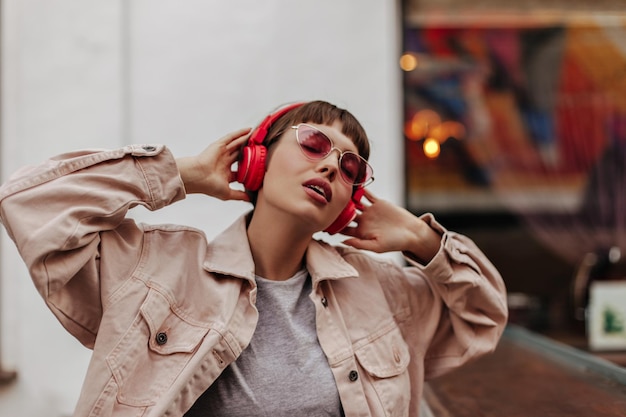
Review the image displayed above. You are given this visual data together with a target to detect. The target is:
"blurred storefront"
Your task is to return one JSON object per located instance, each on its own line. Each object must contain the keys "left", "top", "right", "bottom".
{"left": 402, "top": 0, "right": 626, "bottom": 363}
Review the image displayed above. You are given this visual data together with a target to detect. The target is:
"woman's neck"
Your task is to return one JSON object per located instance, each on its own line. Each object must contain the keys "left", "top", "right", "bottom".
{"left": 246, "top": 209, "right": 313, "bottom": 281}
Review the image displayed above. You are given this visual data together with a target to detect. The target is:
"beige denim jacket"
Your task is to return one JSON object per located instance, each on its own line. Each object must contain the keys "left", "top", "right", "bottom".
{"left": 0, "top": 145, "right": 507, "bottom": 417}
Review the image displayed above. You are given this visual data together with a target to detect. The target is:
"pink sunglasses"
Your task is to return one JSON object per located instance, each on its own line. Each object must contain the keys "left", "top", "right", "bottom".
{"left": 291, "top": 123, "right": 374, "bottom": 186}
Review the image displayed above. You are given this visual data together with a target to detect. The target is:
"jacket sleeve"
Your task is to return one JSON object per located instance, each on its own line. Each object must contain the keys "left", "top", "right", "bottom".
{"left": 381, "top": 214, "right": 508, "bottom": 379}
{"left": 0, "top": 144, "right": 186, "bottom": 348}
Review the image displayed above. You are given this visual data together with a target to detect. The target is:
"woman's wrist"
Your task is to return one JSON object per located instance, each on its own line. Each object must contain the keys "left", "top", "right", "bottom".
{"left": 175, "top": 156, "right": 201, "bottom": 194}
{"left": 403, "top": 217, "right": 441, "bottom": 264}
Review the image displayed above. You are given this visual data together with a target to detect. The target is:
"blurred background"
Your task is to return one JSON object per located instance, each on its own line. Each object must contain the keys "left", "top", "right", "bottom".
{"left": 0, "top": 0, "right": 624, "bottom": 415}
{"left": 402, "top": 0, "right": 626, "bottom": 354}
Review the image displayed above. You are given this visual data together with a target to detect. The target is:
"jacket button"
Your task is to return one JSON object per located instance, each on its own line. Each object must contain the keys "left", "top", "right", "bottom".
{"left": 321, "top": 297, "right": 328, "bottom": 308}
{"left": 142, "top": 145, "right": 157, "bottom": 152}
{"left": 156, "top": 332, "right": 168, "bottom": 345}
{"left": 348, "top": 370, "right": 358, "bottom": 382}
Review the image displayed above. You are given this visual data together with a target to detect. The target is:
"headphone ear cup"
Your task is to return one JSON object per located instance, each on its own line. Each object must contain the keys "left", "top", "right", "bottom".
{"left": 236, "top": 102, "right": 305, "bottom": 192}
{"left": 324, "top": 201, "right": 357, "bottom": 235}
{"left": 237, "top": 143, "right": 267, "bottom": 191}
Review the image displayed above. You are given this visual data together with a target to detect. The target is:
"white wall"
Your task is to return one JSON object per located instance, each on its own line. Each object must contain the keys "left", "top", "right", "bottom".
{"left": 0, "top": 0, "right": 402, "bottom": 415}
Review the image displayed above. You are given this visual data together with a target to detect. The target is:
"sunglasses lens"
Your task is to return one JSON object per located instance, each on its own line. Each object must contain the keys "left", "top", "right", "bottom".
{"left": 341, "top": 153, "right": 373, "bottom": 185}
{"left": 297, "top": 126, "right": 331, "bottom": 158}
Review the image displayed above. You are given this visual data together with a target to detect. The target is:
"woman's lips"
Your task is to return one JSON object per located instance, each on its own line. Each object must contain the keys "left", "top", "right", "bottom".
{"left": 303, "top": 178, "right": 332, "bottom": 203}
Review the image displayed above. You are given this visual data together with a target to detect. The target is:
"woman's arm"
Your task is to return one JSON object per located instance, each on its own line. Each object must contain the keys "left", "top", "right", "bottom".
{"left": 0, "top": 128, "right": 251, "bottom": 348}
{"left": 343, "top": 190, "right": 508, "bottom": 377}
{"left": 0, "top": 145, "right": 186, "bottom": 347}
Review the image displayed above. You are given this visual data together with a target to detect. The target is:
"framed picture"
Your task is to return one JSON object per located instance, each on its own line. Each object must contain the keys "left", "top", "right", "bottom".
{"left": 588, "top": 280, "right": 626, "bottom": 351}
{"left": 402, "top": 15, "right": 626, "bottom": 217}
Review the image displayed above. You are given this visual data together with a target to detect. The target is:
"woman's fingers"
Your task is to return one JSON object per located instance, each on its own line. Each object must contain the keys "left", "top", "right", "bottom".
{"left": 224, "top": 128, "right": 252, "bottom": 151}
{"left": 228, "top": 189, "right": 250, "bottom": 202}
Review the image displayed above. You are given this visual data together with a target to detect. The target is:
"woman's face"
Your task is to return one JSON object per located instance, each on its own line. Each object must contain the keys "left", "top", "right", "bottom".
{"left": 257, "top": 120, "right": 357, "bottom": 232}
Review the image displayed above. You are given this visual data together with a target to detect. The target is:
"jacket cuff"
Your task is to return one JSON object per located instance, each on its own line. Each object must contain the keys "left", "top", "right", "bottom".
{"left": 130, "top": 144, "right": 187, "bottom": 210}
{"left": 404, "top": 213, "right": 481, "bottom": 283}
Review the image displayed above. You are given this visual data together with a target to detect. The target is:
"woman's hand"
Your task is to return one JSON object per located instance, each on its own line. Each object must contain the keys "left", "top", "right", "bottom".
{"left": 341, "top": 189, "right": 441, "bottom": 264}
{"left": 175, "top": 127, "right": 251, "bottom": 201}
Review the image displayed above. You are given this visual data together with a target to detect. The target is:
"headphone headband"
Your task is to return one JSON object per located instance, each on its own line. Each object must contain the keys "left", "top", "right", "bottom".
{"left": 249, "top": 102, "right": 306, "bottom": 145}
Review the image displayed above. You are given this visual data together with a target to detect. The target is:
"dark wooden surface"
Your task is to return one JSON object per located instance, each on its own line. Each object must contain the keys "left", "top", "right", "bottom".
{"left": 424, "top": 326, "right": 626, "bottom": 416}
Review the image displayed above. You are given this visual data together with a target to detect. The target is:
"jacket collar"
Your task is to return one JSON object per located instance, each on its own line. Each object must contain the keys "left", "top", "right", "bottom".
{"left": 203, "top": 212, "right": 358, "bottom": 287}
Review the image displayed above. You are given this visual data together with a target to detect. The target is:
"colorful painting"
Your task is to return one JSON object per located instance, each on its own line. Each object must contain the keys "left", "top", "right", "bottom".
{"left": 403, "top": 20, "right": 626, "bottom": 215}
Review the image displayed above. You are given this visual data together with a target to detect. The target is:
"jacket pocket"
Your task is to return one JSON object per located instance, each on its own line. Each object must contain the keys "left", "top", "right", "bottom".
{"left": 354, "top": 325, "right": 411, "bottom": 417}
{"left": 106, "top": 289, "right": 209, "bottom": 407}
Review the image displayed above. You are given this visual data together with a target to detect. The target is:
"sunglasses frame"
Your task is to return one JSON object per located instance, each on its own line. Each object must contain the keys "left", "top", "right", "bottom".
{"left": 291, "top": 123, "right": 374, "bottom": 187}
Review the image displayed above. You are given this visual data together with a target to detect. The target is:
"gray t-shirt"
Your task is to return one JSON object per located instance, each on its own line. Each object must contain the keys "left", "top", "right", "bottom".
{"left": 185, "top": 268, "right": 344, "bottom": 417}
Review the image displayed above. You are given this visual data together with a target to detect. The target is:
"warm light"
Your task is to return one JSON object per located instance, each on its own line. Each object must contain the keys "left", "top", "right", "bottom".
{"left": 406, "top": 120, "right": 430, "bottom": 140}
{"left": 428, "top": 124, "right": 447, "bottom": 142}
{"left": 400, "top": 53, "right": 418, "bottom": 71}
{"left": 405, "top": 109, "right": 443, "bottom": 141}
{"left": 423, "top": 138, "right": 440, "bottom": 159}
{"left": 441, "top": 121, "right": 466, "bottom": 140}
{"left": 404, "top": 108, "right": 467, "bottom": 147}
{"left": 404, "top": 120, "right": 423, "bottom": 141}
{"left": 429, "top": 121, "right": 467, "bottom": 142}
{"left": 413, "top": 109, "right": 441, "bottom": 129}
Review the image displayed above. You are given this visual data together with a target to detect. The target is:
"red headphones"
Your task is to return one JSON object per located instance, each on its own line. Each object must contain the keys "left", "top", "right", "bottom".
{"left": 236, "top": 102, "right": 364, "bottom": 234}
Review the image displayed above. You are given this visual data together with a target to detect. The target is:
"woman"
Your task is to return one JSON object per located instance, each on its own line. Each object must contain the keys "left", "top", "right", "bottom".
{"left": 0, "top": 100, "right": 507, "bottom": 416}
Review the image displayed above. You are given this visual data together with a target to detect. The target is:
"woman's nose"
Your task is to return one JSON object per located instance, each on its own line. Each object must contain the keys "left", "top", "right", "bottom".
{"left": 316, "top": 151, "right": 341, "bottom": 181}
